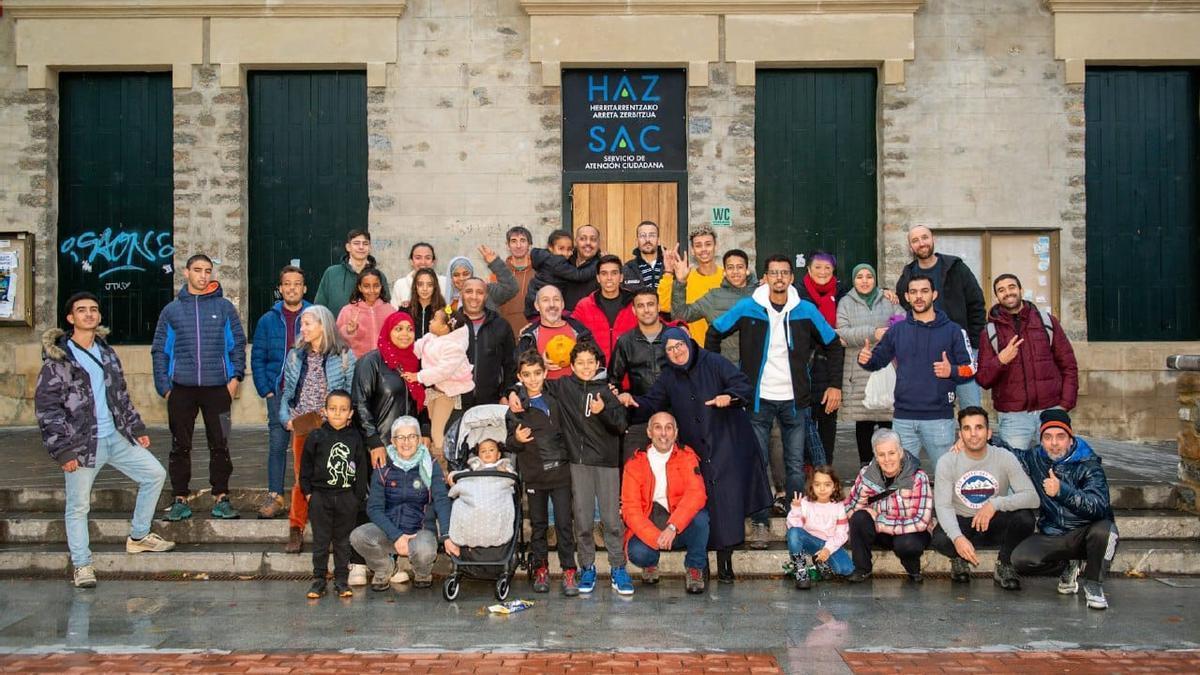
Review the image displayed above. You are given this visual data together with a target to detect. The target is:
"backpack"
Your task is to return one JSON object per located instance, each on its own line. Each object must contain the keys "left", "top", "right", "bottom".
{"left": 986, "top": 306, "right": 1054, "bottom": 354}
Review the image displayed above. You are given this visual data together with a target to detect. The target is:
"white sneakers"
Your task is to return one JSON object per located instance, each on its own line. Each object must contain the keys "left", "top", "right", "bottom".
{"left": 125, "top": 532, "right": 177, "bottom": 554}
{"left": 390, "top": 566, "right": 411, "bottom": 584}
{"left": 73, "top": 565, "right": 97, "bottom": 588}
{"left": 348, "top": 563, "right": 369, "bottom": 586}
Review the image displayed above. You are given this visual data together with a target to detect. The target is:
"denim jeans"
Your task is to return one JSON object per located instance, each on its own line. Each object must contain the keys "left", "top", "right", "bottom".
{"left": 64, "top": 432, "right": 167, "bottom": 567}
{"left": 627, "top": 509, "right": 710, "bottom": 571}
{"left": 786, "top": 527, "right": 854, "bottom": 576}
{"left": 892, "top": 417, "right": 957, "bottom": 470}
{"left": 750, "top": 400, "right": 808, "bottom": 524}
{"left": 997, "top": 410, "right": 1043, "bottom": 451}
{"left": 265, "top": 393, "right": 289, "bottom": 495}
{"left": 955, "top": 378, "right": 982, "bottom": 409}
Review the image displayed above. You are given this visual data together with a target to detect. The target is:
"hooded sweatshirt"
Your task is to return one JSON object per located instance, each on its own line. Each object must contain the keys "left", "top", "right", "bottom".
{"left": 676, "top": 271, "right": 757, "bottom": 363}
{"left": 314, "top": 254, "right": 389, "bottom": 318}
{"left": 859, "top": 309, "right": 974, "bottom": 420}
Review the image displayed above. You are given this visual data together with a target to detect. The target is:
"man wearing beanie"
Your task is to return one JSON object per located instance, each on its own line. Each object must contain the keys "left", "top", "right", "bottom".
{"left": 1001, "top": 409, "right": 1118, "bottom": 610}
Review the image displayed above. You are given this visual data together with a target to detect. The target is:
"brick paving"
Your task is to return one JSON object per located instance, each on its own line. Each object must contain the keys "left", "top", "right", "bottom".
{"left": 0, "top": 651, "right": 782, "bottom": 674}
{"left": 840, "top": 650, "right": 1200, "bottom": 673}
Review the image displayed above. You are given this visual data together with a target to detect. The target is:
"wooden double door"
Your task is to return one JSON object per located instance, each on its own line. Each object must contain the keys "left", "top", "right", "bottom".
{"left": 570, "top": 182, "right": 680, "bottom": 257}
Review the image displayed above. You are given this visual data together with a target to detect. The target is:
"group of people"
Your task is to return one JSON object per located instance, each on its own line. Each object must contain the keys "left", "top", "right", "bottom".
{"left": 35, "top": 222, "right": 1117, "bottom": 609}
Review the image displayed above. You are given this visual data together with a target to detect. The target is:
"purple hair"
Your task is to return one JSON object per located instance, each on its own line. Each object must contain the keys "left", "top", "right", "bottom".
{"left": 810, "top": 252, "right": 837, "bottom": 269}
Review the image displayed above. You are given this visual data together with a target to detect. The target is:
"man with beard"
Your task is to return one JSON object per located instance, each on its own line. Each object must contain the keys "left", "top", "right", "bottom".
{"left": 610, "top": 288, "right": 672, "bottom": 462}
{"left": 896, "top": 226, "right": 986, "bottom": 408}
{"left": 859, "top": 273, "right": 974, "bottom": 470}
{"left": 622, "top": 220, "right": 666, "bottom": 291}
{"left": 455, "top": 277, "right": 517, "bottom": 407}
{"left": 975, "top": 274, "right": 1078, "bottom": 450}
{"left": 524, "top": 226, "right": 603, "bottom": 318}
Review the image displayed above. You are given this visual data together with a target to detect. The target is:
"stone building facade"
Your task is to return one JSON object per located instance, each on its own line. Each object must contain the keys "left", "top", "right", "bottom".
{"left": 0, "top": 0, "right": 1196, "bottom": 440}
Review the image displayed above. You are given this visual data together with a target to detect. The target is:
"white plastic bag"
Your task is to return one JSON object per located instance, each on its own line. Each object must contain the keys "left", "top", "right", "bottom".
{"left": 863, "top": 363, "right": 896, "bottom": 410}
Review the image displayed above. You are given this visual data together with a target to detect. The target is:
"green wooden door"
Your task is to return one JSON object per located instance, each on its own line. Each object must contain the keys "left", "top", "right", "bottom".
{"left": 57, "top": 73, "right": 174, "bottom": 343}
{"left": 248, "top": 71, "right": 367, "bottom": 322}
{"left": 1086, "top": 69, "right": 1200, "bottom": 341}
{"left": 755, "top": 69, "right": 878, "bottom": 276}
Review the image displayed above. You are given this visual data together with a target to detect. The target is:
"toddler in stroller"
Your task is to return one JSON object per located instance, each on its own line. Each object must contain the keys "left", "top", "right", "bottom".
{"left": 440, "top": 405, "right": 526, "bottom": 601}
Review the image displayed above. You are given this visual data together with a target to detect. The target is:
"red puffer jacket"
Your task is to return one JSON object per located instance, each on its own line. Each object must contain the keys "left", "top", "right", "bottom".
{"left": 569, "top": 290, "right": 638, "bottom": 366}
{"left": 621, "top": 444, "right": 708, "bottom": 551}
{"left": 975, "top": 302, "right": 1078, "bottom": 412}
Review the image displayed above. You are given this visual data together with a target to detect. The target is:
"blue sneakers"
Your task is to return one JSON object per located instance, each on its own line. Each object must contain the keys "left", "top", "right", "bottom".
{"left": 578, "top": 565, "right": 597, "bottom": 594}
{"left": 611, "top": 566, "right": 635, "bottom": 596}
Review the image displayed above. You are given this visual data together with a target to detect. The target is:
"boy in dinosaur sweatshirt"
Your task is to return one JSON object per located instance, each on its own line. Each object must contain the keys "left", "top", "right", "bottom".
{"left": 300, "top": 390, "right": 370, "bottom": 599}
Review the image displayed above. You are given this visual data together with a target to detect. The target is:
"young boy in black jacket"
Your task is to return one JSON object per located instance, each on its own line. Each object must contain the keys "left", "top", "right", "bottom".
{"left": 301, "top": 390, "right": 370, "bottom": 599}
{"left": 508, "top": 350, "right": 578, "bottom": 597}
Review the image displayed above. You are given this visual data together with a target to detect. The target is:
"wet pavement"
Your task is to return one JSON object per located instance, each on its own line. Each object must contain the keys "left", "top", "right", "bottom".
{"left": 0, "top": 578, "right": 1196, "bottom": 673}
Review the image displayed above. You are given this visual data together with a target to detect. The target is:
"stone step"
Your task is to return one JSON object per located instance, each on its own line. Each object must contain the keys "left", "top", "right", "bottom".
{"left": 2, "top": 509, "right": 1195, "bottom": 546}
{"left": 0, "top": 480, "right": 1185, "bottom": 513}
{"left": 0, "top": 540, "right": 1196, "bottom": 578}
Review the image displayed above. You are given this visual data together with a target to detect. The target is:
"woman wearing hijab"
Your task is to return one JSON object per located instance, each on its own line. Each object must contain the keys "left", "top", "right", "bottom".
{"left": 796, "top": 251, "right": 846, "bottom": 463}
{"left": 617, "top": 327, "right": 772, "bottom": 583}
{"left": 349, "top": 416, "right": 455, "bottom": 591}
{"left": 352, "top": 311, "right": 430, "bottom": 469}
{"left": 837, "top": 263, "right": 906, "bottom": 465}
{"left": 444, "top": 247, "right": 520, "bottom": 313}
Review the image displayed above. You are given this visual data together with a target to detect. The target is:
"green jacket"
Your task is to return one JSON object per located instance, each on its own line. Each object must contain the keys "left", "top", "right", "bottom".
{"left": 314, "top": 255, "right": 389, "bottom": 317}
{"left": 671, "top": 273, "right": 757, "bottom": 363}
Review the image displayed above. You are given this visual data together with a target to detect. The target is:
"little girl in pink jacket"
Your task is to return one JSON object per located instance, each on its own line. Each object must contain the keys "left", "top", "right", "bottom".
{"left": 403, "top": 310, "right": 474, "bottom": 466}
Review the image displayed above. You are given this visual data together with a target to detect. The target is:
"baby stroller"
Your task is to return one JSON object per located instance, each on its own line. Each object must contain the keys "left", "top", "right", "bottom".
{"left": 440, "top": 404, "right": 527, "bottom": 602}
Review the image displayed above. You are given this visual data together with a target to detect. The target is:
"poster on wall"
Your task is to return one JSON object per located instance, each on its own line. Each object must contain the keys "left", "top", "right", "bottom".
{"left": 0, "top": 233, "right": 34, "bottom": 327}
{"left": 562, "top": 69, "right": 686, "bottom": 173}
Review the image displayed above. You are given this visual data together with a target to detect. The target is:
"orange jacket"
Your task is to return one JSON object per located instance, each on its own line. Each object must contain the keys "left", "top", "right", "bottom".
{"left": 621, "top": 444, "right": 708, "bottom": 551}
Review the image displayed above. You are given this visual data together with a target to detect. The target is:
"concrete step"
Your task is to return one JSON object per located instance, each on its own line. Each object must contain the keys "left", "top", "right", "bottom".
{"left": 3, "top": 509, "right": 1196, "bottom": 545}
{"left": 0, "top": 479, "right": 1186, "bottom": 513}
{"left": 1, "top": 540, "right": 1196, "bottom": 578}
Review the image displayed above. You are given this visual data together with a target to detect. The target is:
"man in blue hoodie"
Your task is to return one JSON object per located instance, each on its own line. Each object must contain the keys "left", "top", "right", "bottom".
{"left": 250, "top": 265, "right": 311, "bottom": 518}
{"left": 1006, "top": 409, "right": 1117, "bottom": 610}
{"left": 858, "top": 273, "right": 974, "bottom": 470}
{"left": 152, "top": 254, "right": 247, "bottom": 521}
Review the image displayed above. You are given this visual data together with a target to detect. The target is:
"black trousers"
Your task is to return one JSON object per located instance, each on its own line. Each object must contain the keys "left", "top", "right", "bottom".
{"left": 621, "top": 423, "right": 648, "bottom": 465}
{"left": 167, "top": 384, "right": 233, "bottom": 497}
{"left": 1012, "top": 519, "right": 1119, "bottom": 583}
{"left": 527, "top": 485, "right": 576, "bottom": 571}
{"left": 849, "top": 509, "right": 931, "bottom": 575}
{"left": 855, "top": 421, "right": 892, "bottom": 465}
{"left": 811, "top": 403, "right": 837, "bottom": 465}
{"left": 930, "top": 509, "right": 1037, "bottom": 565}
{"left": 309, "top": 490, "right": 360, "bottom": 582}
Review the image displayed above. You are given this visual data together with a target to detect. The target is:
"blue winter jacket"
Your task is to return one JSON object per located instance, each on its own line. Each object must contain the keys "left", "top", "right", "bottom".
{"left": 859, "top": 309, "right": 974, "bottom": 420}
{"left": 995, "top": 436, "right": 1116, "bottom": 537}
{"left": 278, "top": 346, "right": 357, "bottom": 426}
{"left": 365, "top": 459, "right": 453, "bottom": 543}
{"left": 151, "top": 283, "right": 247, "bottom": 396}
{"left": 250, "top": 300, "right": 311, "bottom": 398}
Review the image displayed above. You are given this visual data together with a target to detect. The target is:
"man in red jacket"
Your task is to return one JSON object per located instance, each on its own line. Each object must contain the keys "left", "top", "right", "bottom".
{"left": 976, "top": 274, "right": 1078, "bottom": 450}
{"left": 570, "top": 254, "right": 640, "bottom": 365}
{"left": 621, "top": 411, "right": 709, "bottom": 594}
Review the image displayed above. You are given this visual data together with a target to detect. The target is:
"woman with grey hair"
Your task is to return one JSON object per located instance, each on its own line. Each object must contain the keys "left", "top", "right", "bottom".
{"left": 350, "top": 416, "right": 455, "bottom": 592}
{"left": 279, "top": 305, "right": 357, "bottom": 558}
{"left": 844, "top": 428, "right": 933, "bottom": 584}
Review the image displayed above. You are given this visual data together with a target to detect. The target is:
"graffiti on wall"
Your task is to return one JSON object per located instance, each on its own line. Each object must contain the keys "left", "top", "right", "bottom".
{"left": 60, "top": 228, "right": 174, "bottom": 279}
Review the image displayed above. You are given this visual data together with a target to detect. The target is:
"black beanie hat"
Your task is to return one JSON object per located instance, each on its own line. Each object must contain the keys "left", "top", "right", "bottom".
{"left": 1039, "top": 408, "right": 1074, "bottom": 438}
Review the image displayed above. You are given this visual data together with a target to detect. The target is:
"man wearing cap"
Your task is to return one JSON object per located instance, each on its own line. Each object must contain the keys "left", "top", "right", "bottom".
{"left": 1004, "top": 409, "right": 1118, "bottom": 610}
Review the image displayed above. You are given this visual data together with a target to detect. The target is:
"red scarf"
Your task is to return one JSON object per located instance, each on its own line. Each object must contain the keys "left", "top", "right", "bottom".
{"left": 377, "top": 311, "right": 426, "bottom": 412}
{"left": 803, "top": 275, "right": 839, "bottom": 328}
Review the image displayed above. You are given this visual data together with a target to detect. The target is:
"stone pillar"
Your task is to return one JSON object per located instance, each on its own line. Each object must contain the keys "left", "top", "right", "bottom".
{"left": 1174, "top": 368, "right": 1200, "bottom": 513}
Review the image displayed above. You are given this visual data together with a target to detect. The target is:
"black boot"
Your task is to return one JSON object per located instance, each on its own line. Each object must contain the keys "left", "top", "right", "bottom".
{"left": 717, "top": 549, "right": 735, "bottom": 584}
{"left": 790, "top": 553, "right": 811, "bottom": 590}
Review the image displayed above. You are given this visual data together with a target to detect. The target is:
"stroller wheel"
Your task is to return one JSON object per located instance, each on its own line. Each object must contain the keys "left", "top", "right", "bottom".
{"left": 494, "top": 576, "right": 511, "bottom": 601}
{"left": 442, "top": 576, "right": 461, "bottom": 602}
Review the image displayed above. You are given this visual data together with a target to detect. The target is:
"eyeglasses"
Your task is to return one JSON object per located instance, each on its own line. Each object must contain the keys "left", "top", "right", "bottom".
{"left": 665, "top": 342, "right": 688, "bottom": 353}
{"left": 764, "top": 270, "right": 792, "bottom": 278}
{"left": 636, "top": 233, "right": 657, "bottom": 240}
{"left": 392, "top": 433, "right": 420, "bottom": 442}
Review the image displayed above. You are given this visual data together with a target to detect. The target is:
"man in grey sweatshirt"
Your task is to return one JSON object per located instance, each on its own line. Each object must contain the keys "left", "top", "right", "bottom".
{"left": 932, "top": 406, "right": 1039, "bottom": 590}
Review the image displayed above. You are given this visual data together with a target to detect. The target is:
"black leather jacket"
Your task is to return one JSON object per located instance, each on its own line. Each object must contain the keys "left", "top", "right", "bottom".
{"left": 351, "top": 350, "right": 425, "bottom": 448}
{"left": 609, "top": 326, "right": 669, "bottom": 397}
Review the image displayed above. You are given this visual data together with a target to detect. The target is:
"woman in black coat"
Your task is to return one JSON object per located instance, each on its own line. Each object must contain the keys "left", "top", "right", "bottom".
{"left": 619, "top": 326, "right": 772, "bottom": 583}
{"left": 352, "top": 311, "right": 430, "bottom": 467}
